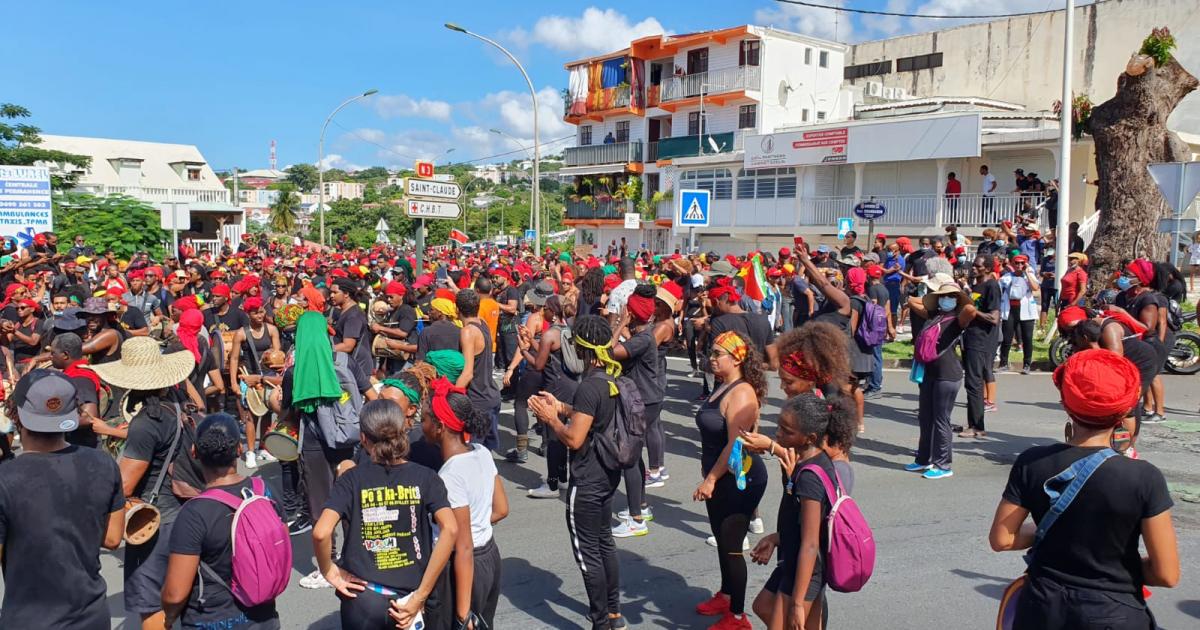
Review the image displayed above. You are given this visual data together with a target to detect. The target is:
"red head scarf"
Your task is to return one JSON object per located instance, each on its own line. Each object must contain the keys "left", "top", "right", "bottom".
{"left": 1052, "top": 349, "right": 1141, "bottom": 428}
{"left": 242, "top": 296, "right": 264, "bottom": 312}
{"left": 1125, "top": 259, "right": 1154, "bottom": 286}
{"left": 300, "top": 285, "right": 325, "bottom": 312}
{"left": 173, "top": 295, "right": 200, "bottom": 311}
{"left": 385, "top": 282, "right": 407, "bottom": 297}
{"left": 430, "top": 377, "right": 470, "bottom": 440}
{"left": 211, "top": 284, "right": 231, "bottom": 298}
{"left": 177, "top": 309, "right": 204, "bottom": 364}
{"left": 708, "top": 285, "right": 741, "bottom": 304}
{"left": 626, "top": 293, "right": 655, "bottom": 322}
{"left": 1056, "top": 306, "right": 1089, "bottom": 330}
{"left": 846, "top": 267, "right": 867, "bottom": 295}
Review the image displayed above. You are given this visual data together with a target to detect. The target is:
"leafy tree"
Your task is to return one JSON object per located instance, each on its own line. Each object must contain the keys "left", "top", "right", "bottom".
{"left": 323, "top": 168, "right": 350, "bottom": 182}
{"left": 285, "top": 163, "right": 319, "bottom": 192}
{"left": 351, "top": 166, "right": 389, "bottom": 180}
{"left": 0, "top": 103, "right": 90, "bottom": 190}
{"left": 269, "top": 188, "right": 301, "bottom": 234}
{"left": 54, "top": 193, "right": 169, "bottom": 258}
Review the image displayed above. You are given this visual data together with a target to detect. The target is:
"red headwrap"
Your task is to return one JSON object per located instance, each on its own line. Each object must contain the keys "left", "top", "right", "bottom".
{"left": 177, "top": 309, "right": 204, "bottom": 364}
{"left": 173, "top": 295, "right": 200, "bottom": 311}
{"left": 603, "top": 274, "right": 621, "bottom": 292}
{"left": 127, "top": 269, "right": 146, "bottom": 280}
{"left": 846, "top": 267, "right": 867, "bottom": 295}
{"left": 1052, "top": 349, "right": 1141, "bottom": 428}
{"left": 626, "top": 293, "right": 655, "bottom": 322}
{"left": 780, "top": 350, "right": 829, "bottom": 385}
{"left": 865, "top": 265, "right": 883, "bottom": 279}
{"left": 708, "top": 285, "right": 741, "bottom": 303}
{"left": 385, "top": 282, "right": 407, "bottom": 297}
{"left": 435, "top": 288, "right": 457, "bottom": 302}
{"left": 211, "top": 284, "right": 231, "bottom": 298}
{"left": 662, "top": 281, "right": 683, "bottom": 301}
{"left": 242, "top": 296, "right": 264, "bottom": 312}
{"left": 1056, "top": 306, "right": 1089, "bottom": 329}
{"left": 1125, "top": 259, "right": 1154, "bottom": 286}
{"left": 430, "top": 377, "right": 470, "bottom": 440}
{"left": 300, "top": 285, "right": 325, "bottom": 312}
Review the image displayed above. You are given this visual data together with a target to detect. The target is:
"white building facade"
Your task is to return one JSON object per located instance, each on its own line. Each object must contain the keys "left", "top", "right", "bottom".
{"left": 37, "top": 134, "right": 244, "bottom": 252}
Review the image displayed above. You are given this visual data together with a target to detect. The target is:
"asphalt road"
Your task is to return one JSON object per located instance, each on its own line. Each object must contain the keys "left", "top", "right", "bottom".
{"left": 11, "top": 360, "right": 1200, "bottom": 629}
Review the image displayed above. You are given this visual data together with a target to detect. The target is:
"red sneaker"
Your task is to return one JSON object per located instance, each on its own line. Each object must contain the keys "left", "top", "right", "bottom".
{"left": 695, "top": 592, "right": 730, "bottom": 616}
{"left": 707, "top": 611, "right": 752, "bottom": 630}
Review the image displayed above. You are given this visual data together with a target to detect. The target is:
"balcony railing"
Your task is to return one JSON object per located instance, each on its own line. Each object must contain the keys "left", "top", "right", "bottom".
{"left": 564, "top": 141, "right": 643, "bottom": 167}
{"left": 646, "top": 141, "right": 659, "bottom": 163}
{"left": 99, "top": 185, "right": 232, "bottom": 204}
{"left": 662, "top": 65, "right": 761, "bottom": 102}
{"left": 565, "top": 198, "right": 630, "bottom": 221}
{"left": 655, "top": 131, "right": 741, "bottom": 161}
{"left": 564, "top": 85, "right": 632, "bottom": 117}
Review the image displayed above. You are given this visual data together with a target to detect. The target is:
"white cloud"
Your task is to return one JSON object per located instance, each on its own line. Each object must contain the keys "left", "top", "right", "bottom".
{"left": 887, "top": 1, "right": 1092, "bottom": 39}
{"left": 371, "top": 93, "right": 453, "bottom": 122}
{"left": 317, "top": 154, "right": 366, "bottom": 171}
{"left": 756, "top": 0, "right": 852, "bottom": 42}
{"left": 512, "top": 7, "right": 667, "bottom": 56}
{"left": 861, "top": 0, "right": 911, "bottom": 37}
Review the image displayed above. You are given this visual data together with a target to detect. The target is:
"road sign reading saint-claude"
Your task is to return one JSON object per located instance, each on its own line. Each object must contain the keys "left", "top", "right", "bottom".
{"left": 405, "top": 198, "right": 462, "bottom": 220}
{"left": 405, "top": 178, "right": 461, "bottom": 200}
{"left": 678, "top": 189, "right": 710, "bottom": 228}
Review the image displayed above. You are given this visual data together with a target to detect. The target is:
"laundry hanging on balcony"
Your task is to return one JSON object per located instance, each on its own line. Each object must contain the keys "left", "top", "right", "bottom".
{"left": 629, "top": 59, "right": 645, "bottom": 109}
{"left": 568, "top": 65, "right": 589, "bottom": 116}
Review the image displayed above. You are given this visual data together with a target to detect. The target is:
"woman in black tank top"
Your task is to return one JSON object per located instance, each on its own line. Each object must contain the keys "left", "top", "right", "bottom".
{"left": 227, "top": 298, "right": 281, "bottom": 467}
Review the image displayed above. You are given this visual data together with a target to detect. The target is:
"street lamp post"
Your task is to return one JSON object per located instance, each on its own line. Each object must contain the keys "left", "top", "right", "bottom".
{"left": 446, "top": 22, "right": 541, "bottom": 254}
{"left": 319, "top": 88, "right": 378, "bottom": 248}
{"left": 489, "top": 128, "right": 537, "bottom": 233}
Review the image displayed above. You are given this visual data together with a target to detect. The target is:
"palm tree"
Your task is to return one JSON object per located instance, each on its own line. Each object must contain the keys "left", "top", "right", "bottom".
{"left": 269, "top": 190, "right": 300, "bottom": 234}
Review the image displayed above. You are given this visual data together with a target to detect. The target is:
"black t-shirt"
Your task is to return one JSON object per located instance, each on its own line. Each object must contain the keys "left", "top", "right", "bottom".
{"left": 169, "top": 477, "right": 283, "bottom": 627}
{"left": 123, "top": 402, "right": 187, "bottom": 519}
{"left": 496, "top": 286, "right": 521, "bottom": 329}
{"left": 1116, "top": 291, "right": 1165, "bottom": 335}
{"left": 776, "top": 451, "right": 834, "bottom": 578}
{"left": 208, "top": 307, "right": 249, "bottom": 335}
{"left": 415, "top": 319, "right": 461, "bottom": 362}
{"left": 866, "top": 282, "right": 890, "bottom": 312}
{"left": 906, "top": 250, "right": 930, "bottom": 278}
{"left": 569, "top": 373, "right": 619, "bottom": 490}
{"left": 619, "top": 326, "right": 662, "bottom": 405}
{"left": 333, "top": 305, "right": 373, "bottom": 378}
{"left": 922, "top": 317, "right": 964, "bottom": 382}
{"left": 812, "top": 299, "right": 850, "bottom": 333}
{"left": 709, "top": 311, "right": 774, "bottom": 358}
{"left": 65, "top": 374, "right": 103, "bottom": 449}
{"left": 1002, "top": 444, "right": 1173, "bottom": 593}
{"left": 0, "top": 446, "right": 123, "bottom": 630}
{"left": 324, "top": 461, "right": 450, "bottom": 591}
{"left": 121, "top": 306, "right": 148, "bottom": 331}
{"left": 11, "top": 317, "right": 48, "bottom": 362}
{"left": 188, "top": 337, "right": 218, "bottom": 396}
{"left": 839, "top": 245, "right": 863, "bottom": 259}
{"left": 964, "top": 278, "right": 1001, "bottom": 350}
{"left": 389, "top": 303, "right": 418, "bottom": 337}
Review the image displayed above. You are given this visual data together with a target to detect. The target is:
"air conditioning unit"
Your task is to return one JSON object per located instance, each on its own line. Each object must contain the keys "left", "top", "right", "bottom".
{"left": 881, "top": 87, "right": 897, "bottom": 100}
{"left": 893, "top": 87, "right": 908, "bottom": 100}
{"left": 866, "top": 81, "right": 883, "bottom": 97}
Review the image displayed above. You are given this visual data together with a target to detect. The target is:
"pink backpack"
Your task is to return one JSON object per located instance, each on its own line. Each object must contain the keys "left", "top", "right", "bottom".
{"left": 800, "top": 464, "right": 875, "bottom": 593}
{"left": 913, "top": 315, "right": 958, "bottom": 364}
{"left": 195, "top": 477, "right": 292, "bottom": 607}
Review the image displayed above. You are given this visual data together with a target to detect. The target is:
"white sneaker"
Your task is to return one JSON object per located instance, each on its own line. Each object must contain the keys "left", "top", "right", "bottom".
{"left": 299, "top": 569, "right": 331, "bottom": 589}
{"left": 748, "top": 517, "right": 765, "bottom": 534}
{"left": 612, "top": 518, "right": 648, "bottom": 538}
{"left": 617, "top": 506, "right": 653, "bottom": 522}
{"left": 244, "top": 451, "right": 258, "bottom": 469}
{"left": 257, "top": 449, "right": 277, "bottom": 463}
{"left": 705, "top": 535, "right": 750, "bottom": 550}
{"left": 527, "top": 482, "right": 559, "bottom": 499}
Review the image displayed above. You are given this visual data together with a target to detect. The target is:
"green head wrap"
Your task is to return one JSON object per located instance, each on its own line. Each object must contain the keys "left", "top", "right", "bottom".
{"left": 559, "top": 251, "right": 572, "bottom": 263}
{"left": 602, "top": 264, "right": 617, "bottom": 275}
{"left": 382, "top": 378, "right": 420, "bottom": 405}
{"left": 425, "top": 349, "right": 465, "bottom": 382}
{"left": 291, "top": 311, "right": 342, "bottom": 413}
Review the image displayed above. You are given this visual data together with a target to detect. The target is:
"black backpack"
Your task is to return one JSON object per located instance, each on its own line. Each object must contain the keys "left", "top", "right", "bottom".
{"left": 590, "top": 373, "right": 647, "bottom": 471}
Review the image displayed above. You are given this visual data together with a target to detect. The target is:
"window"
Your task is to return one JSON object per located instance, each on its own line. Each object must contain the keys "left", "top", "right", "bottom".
{"left": 897, "top": 52, "right": 944, "bottom": 72}
{"left": 686, "top": 48, "right": 709, "bottom": 74}
{"left": 819, "top": 51, "right": 829, "bottom": 68}
{"left": 580, "top": 125, "right": 593, "bottom": 146}
{"left": 186, "top": 167, "right": 201, "bottom": 181}
{"left": 737, "top": 168, "right": 797, "bottom": 200}
{"left": 802, "top": 109, "right": 809, "bottom": 122}
{"left": 615, "top": 121, "right": 630, "bottom": 143}
{"left": 739, "top": 40, "right": 761, "bottom": 67}
{"left": 843, "top": 60, "right": 893, "bottom": 80}
{"left": 680, "top": 168, "right": 733, "bottom": 200}
{"left": 738, "top": 105, "right": 757, "bottom": 129}
{"left": 804, "top": 48, "right": 812, "bottom": 65}
{"left": 817, "top": 111, "right": 826, "bottom": 120}
{"left": 688, "top": 111, "right": 706, "bottom": 136}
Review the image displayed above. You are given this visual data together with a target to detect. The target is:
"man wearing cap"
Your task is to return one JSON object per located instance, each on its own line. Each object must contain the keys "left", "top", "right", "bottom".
{"left": 0, "top": 369, "right": 125, "bottom": 629}
{"left": 989, "top": 350, "right": 1179, "bottom": 626}
{"left": 491, "top": 269, "right": 520, "bottom": 380}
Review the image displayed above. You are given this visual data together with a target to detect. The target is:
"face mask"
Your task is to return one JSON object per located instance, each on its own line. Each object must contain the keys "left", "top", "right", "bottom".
{"left": 938, "top": 296, "right": 957, "bottom": 312}
{"left": 1116, "top": 276, "right": 1132, "bottom": 291}
{"left": 1045, "top": 249, "right": 1055, "bottom": 258}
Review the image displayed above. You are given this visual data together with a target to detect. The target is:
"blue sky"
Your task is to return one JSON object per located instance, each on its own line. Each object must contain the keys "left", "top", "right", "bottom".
{"left": 8, "top": 1, "right": 1057, "bottom": 172}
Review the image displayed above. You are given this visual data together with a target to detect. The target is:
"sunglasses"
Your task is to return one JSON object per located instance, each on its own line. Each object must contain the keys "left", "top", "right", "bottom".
{"left": 709, "top": 349, "right": 729, "bottom": 359}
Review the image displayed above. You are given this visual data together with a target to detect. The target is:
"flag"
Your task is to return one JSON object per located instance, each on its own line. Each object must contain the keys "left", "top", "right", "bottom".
{"left": 742, "top": 254, "right": 768, "bottom": 302}
{"left": 448, "top": 228, "right": 469, "bottom": 244}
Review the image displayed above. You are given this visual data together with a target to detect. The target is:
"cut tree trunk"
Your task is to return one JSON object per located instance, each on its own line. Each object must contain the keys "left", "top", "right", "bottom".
{"left": 1085, "top": 55, "right": 1197, "bottom": 295}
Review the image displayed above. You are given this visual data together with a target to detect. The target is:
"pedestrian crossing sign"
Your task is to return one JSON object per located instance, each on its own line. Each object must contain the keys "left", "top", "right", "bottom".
{"left": 678, "top": 189, "right": 710, "bottom": 228}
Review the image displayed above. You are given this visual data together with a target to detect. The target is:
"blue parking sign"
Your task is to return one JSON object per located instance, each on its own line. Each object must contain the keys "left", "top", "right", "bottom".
{"left": 524, "top": 229, "right": 536, "bottom": 242}
{"left": 678, "top": 189, "right": 710, "bottom": 228}
{"left": 837, "top": 217, "right": 854, "bottom": 238}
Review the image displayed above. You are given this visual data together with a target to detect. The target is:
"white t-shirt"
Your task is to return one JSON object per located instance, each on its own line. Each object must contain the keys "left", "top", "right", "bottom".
{"left": 605, "top": 278, "right": 638, "bottom": 314}
{"left": 1189, "top": 242, "right": 1200, "bottom": 265}
{"left": 982, "top": 174, "right": 996, "bottom": 196}
{"left": 438, "top": 444, "right": 498, "bottom": 547}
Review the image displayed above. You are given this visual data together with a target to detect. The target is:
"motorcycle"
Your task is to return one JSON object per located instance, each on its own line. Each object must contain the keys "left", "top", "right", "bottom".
{"left": 1049, "top": 310, "right": 1200, "bottom": 375}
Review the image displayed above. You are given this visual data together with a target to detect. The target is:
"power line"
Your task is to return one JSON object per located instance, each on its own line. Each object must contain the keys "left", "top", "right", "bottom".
{"left": 328, "top": 118, "right": 574, "bottom": 168}
{"left": 773, "top": 0, "right": 1064, "bottom": 20}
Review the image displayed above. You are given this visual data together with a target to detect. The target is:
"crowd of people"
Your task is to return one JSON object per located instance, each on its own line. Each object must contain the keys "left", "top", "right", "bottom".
{"left": 0, "top": 227, "right": 1183, "bottom": 629}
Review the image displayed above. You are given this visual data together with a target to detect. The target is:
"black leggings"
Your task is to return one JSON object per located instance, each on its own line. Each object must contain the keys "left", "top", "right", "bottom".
{"left": 621, "top": 403, "right": 663, "bottom": 517}
{"left": 684, "top": 318, "right": 702, "bottom": 370}
{"left": 704, "top": 476, "right": 766, "bottom": 615}
{"left": 513, "top": 368, "right": 545, "bottom": 437}
{"left": 963, "top": 348, "right": 993, "bottom": 431}
{"left": 567, "top": 478, "right": 622, "bottom": 630}
{"left": 1001, "top": 309, "right": 1035, "bottom": 368}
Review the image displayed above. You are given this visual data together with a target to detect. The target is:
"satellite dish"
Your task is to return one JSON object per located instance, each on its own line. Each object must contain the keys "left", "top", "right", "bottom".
{"left": 778, "top": 79, "right": 796, "bottom": 107}
{"left": 707, "top": 136, "right": 726, "bottom": 153}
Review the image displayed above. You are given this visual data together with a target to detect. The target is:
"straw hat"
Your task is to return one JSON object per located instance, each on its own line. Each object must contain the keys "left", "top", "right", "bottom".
{"left": 91, "top": 337, "right": 195, "bottom": 391}
{"left": 921, "top": 274, "right": 970, "bottom": 314}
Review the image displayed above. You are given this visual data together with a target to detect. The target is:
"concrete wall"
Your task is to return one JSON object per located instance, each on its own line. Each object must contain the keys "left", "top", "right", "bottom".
{"left": 576, "top": 115, "right": 647, "bottom": 144}
{"left": 759, "top": 33, "right": 848, "bottom": 132}
{"left": 846, "top": 0, "right": 1200, "bottom": 135}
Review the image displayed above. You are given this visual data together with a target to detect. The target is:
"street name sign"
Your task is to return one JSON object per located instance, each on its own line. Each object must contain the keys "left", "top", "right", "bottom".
{"left": 853, "top": 201, "right": 886, "bottom": 220}
{"left": 405, "top": 178, "right": 461, "bottom": 200}
{"left": 405, "top": 198, "right": 462, "bottom": 220}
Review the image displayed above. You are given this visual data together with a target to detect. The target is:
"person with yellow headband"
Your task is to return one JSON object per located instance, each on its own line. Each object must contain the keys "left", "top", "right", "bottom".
{"left": 528, "top": 314, "right": 628, "bottom": 630}
{"left": 692, "top": 330, "right": 769, "bottom": 629}
{"left": 415, "top": 295, "right": 463, "bottom": 363}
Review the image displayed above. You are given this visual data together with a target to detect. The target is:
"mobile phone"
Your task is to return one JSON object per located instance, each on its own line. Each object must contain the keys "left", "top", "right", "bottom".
{"left": 793, "top": 236, "right": 805, "bottom": 247}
